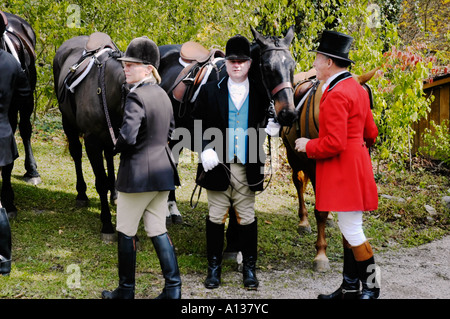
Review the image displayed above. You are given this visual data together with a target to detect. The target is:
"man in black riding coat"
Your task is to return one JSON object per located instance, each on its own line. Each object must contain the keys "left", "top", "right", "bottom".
{"left": 0, "top": 15, "right": 32, "bottom": 275}
{"left": 191, "top": 34, "right": 271, "bottom": 290}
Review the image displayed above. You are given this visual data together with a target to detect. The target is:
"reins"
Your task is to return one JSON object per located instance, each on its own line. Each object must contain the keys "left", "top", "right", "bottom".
{"left": 96, "top": 50, "right": 122, "bottom": 145}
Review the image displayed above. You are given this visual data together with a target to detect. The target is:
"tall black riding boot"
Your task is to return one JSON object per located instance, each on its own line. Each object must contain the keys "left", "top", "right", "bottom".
{"left": 318, "top": 238, "right": 360, "bottom": 299}
{"left": 239, "top": 218, "right": 259, "bottom": 290}
{"left": 0, "top": 207, "right": 12, "bottom": 276}
{"left": 151, "top": 233, "right": 182, "bottom": 299}
{"left": 204, "top": 218, "right": 224, "bottom": 289}
{"left": 102, "top": 232, "right": 136, "bottom": 299}
{"left": 353, "top": 241, "right": 380, "bottom": 299}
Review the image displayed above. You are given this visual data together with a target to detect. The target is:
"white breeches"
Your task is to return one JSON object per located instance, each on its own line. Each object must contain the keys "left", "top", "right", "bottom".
{"left": 337, "top": 211, "right": 367, "bottom": 246}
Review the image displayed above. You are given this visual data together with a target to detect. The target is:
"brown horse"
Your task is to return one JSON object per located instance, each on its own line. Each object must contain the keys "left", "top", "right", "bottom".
{"left": 282, "top": 67, "right": 378, "bottom": 272}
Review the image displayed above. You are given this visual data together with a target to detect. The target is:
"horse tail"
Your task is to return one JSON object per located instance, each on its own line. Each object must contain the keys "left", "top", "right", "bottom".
{"left": 354, "top": 66, "right": 380, "bottom": 85}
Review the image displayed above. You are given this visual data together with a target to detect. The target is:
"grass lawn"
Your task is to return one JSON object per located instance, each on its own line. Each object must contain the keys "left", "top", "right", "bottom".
{"left": 1, "top": 113, "right": 448, "bottom": 299}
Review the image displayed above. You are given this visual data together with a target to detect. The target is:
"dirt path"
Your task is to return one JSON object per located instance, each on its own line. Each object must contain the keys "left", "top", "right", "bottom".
{"left": 179, "top": 235, "right": 450, "bottom": 299}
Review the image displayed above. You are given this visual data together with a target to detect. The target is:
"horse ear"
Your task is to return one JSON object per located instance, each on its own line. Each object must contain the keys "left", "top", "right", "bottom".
{"left": 282, "top": 26, "right": 295, "bottom": 46}
{"left": 251, "top": 26, "right": 267, "bottom": 46}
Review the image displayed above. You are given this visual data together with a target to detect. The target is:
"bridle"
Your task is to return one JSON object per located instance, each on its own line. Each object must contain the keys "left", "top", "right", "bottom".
{"left": 259, "top": 46, "right": 294, "bottom": 100}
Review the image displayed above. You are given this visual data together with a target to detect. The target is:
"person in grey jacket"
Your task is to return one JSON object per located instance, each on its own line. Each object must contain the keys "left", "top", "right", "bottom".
{"left": 0, "top": 46, "right": 32, "bottom": 276}
{"left": 102, "top": 36, "right": 181, "bottom": 299}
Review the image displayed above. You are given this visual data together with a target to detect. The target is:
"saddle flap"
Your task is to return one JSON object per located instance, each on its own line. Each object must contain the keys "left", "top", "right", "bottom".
{"left": 294, "top": 79, "right": 314, "bottom": 105}
{"left": 173, "top": 63, "right": 196, "bottom": 102}
{"left": 69, "top": 57, "right": 91, "bottom": 80}
{"left": 85, "top": 32, "right": 115, "bottom": 52}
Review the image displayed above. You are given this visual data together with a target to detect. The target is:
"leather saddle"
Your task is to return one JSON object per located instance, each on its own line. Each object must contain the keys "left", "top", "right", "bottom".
{"left": 172, "top": 41, "right": 225, "bottom": 103}
{"left": 64, "top": 32, "right": 116, "bottom": 92}
{"left": 0, "top": 10, "right": 36, "bottom": 67}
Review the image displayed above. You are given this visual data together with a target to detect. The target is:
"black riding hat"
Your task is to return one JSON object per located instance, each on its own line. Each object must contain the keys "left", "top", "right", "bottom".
{"left": 225, "top": 34, "right": 251, "bottom": 61}
{"left": 118, "top": 36, "right": 160, "bottom": 69}
{"left": 310, "top": 30, "right": 355, "bottom": 64}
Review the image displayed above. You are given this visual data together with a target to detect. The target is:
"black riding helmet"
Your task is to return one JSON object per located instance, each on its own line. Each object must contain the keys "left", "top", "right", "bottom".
{"left": 225, "top": 34, "right": 251, "bottom": 61}
{"left": 118, "top": 36, "right": 160, "bottom": 69}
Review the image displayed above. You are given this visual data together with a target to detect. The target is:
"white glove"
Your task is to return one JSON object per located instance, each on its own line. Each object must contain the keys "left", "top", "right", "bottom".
{"left": 201, "top": 149, "right": 220, "bottom": 172}
{"left": 265, "top": 118, "right": 281, "bottom": 136}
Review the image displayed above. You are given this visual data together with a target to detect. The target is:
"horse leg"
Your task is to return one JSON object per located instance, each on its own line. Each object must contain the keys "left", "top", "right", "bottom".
{"left": 309, "top": 168, "right": 330, "bottom": 272}
{"left": 167, "top": 189, "right": 182, "bottom": 224}
{"left": 313, "top": 209, "right": 330, "bottom": 272}
{"left": 84, "top": 137, "right": 115, "bottom": 241}
{"left": 294, "top": 170, "right": 311, "bottom": 234}
{"left": 104, "top": 148, "right": 117, "bottom": 206}
{"left": 0, "top": 163, "right": 17, "bottom": 219}
{"left": 167, "top": 141, "right": 182, "bottom": 224}
{"left": 18, "top": 97, "right": 41, "bottom": 185}
{"left": 62, "top": 119, "right": 88, "bottom": 206}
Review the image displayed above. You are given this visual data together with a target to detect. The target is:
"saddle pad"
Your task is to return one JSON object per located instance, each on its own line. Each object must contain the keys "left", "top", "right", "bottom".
{"left": 2, "top": 32, "right": 20, "bottom": 63}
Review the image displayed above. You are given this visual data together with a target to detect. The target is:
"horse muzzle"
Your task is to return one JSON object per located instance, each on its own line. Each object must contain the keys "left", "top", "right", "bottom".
{"left": 274, "top": 103, "right": 298, "bottom": 127}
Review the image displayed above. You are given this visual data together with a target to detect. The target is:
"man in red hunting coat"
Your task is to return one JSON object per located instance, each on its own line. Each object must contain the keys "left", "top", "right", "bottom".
{"left": 295, "top": 30, "right": 380, "bottom": 299}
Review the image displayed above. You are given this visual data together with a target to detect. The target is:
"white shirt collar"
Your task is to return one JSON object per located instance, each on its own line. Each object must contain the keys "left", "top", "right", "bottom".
{"left": 129, "top": 75, "right": 156, "bottom": 93}
{"left": 322, "top": 70, "right": 348, "bottom": 93}
{"left": 228, "top": 78, "right": 249, "bottom": 110}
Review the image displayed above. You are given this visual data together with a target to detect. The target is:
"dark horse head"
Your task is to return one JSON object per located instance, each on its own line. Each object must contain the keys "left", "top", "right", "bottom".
{"left": 251, "top": 26, "right": 298, "bottom": 127}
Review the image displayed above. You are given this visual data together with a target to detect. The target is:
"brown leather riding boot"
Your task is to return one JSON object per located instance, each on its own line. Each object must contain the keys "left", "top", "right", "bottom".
{"left": 352, "top": 241, "right": 380, "bottom": 299}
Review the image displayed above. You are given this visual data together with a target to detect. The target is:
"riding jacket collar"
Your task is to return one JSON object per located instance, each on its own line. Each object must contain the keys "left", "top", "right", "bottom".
{"left": 322, "top": 70, "right": 352, "bottom": 93}
{"left": 129, "top": 75, "right": 157, "bottom": 93}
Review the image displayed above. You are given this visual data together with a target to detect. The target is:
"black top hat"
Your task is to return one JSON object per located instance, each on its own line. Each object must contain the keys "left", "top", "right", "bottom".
{"left": 311, "top": 30, "right": 354, "bottom": 64}
{"left": 118, "top": 36, "right": 160, "bottom": 69}
{"left": 225, "top": 35, "right": 251, "bottom": 61}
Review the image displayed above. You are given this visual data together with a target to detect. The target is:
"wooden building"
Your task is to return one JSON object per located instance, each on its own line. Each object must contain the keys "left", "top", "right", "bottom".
{"left": 412, "top": 73, "right": 450, "bottom": 155}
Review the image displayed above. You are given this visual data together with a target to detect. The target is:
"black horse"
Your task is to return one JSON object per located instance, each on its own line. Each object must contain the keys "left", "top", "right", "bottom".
{"left": 0, "top": 11, "right": 40, "bottom": 218}
{"left": 53, "top": 33, "right": 124, "bottom": 242}
{"left": 158, "top": 27, "right": 298, "bottom": 222}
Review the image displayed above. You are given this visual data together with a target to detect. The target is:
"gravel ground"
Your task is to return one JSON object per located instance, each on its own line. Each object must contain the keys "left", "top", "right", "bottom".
{"left": 179, "top": 235, "right": 450, "bottom": 299}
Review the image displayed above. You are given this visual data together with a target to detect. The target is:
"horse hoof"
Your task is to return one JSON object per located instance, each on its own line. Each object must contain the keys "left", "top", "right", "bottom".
{"left": 76, "top": 199, "right": 89, "bottom": 208}
{"left": 171, "top": 214, "right": 183, "bottom": 224}
{"left": 101, "top": 232, "right": 116, "bottom": 244}
{"left": 313, "top": 259, "right": 330, "bottom": 272}
{"left": 297, "top": 225, "right": 311, "bottom": 235}
{"left": 24, "top": 176, "right": 42, "bottom": 185}
{"left": 7, "top": 211, "right": 17, "bottom": 219}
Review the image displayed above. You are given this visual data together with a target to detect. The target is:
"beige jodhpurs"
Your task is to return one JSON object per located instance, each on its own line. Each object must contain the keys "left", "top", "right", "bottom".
{"left": 116, "top": 191, "right": 169, "bottom": 237}
{"left": 206, "top": 163, "right": 256, "bottom": 226}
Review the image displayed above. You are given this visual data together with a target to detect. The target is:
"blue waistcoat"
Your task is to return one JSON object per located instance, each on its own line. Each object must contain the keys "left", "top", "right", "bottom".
{"left": 228, "top": 95, "right": 249, "bottom": 164}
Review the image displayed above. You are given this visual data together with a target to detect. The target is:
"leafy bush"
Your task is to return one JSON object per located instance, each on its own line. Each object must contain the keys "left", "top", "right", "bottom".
{"left": 420, "top": 120, "right": 450, "bottom": 165}
{"left": 3, "top": 0, "right": 448, "bottom": 171}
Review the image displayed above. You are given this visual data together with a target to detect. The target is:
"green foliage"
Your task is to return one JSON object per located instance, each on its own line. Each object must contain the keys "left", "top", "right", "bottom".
{"left": 420, "top": 120, "right": 450, "bottom": 165}
{"left": 3, "top": 0, "right": 444, "bottom": 171}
